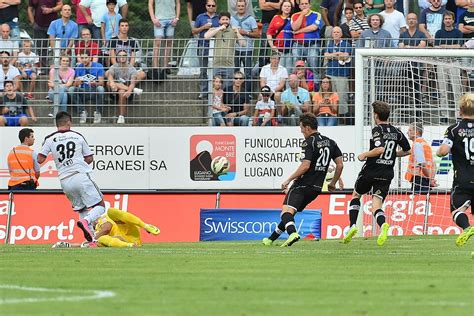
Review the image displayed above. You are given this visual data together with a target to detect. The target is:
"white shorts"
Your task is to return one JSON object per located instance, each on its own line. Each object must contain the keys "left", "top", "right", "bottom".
{"left": 60, "top": 173, "right": 103, "bottom": 211}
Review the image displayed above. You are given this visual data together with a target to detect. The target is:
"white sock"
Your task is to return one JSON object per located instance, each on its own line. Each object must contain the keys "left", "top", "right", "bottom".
{"left": 84, "top": 205, "right": 106, "bottom": 230}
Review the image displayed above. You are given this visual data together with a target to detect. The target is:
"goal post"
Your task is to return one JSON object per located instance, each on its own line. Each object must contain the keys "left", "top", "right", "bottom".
{"left": 354, "top": 48, "right": 474, "bottom": 238}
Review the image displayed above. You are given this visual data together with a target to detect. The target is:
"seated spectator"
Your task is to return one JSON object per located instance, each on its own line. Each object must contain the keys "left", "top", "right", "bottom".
{"left": 48, "top": 54, "right": 75, "bottom": 116}
{"left": 70, "top": 50, "right": 105, "bottom": 124}
{"left": 435, "top": 10, "right": 463, "bottom": 47}
{"left": 0, "top": 51, "right": 21, "bottom": 93}
{"left": 75, "top": 27, "right": 100, "bottom": 63}
{"left": 312, "top": 76, "right": 339, "bottom": 126}
{"left": 16, "top": 40, "right": 40, "bottom": 100}
{"left": 259, "top": 52, "right": 288, "bottom": 104}
{"left": 223, "top": 71, "right": 251, "bottom": 126}
{"left": 210, "top": 75, "right": 230, "bottom": 126}
{"left": 252, "top": 85, "right": 276, "bottom": 126}
{"left": 266, "top": 0, "right": 294, "bottom": 71}
{"left": 0, "top": 24, "right": 19, "bottom": 65}
{"left": 106, "top": 49, "right": 142, "bottom": 124}
{"left": 0, "top": 81, "right": 36, "bottom": 126}
{"left": 280, "top": 74, "right": 311, "bottom": 126}
{"left": 293, "top": 59, "right": 317, "bottom": 92}
{"left": 101, "top": 0, "right": 122, "bottom": 47}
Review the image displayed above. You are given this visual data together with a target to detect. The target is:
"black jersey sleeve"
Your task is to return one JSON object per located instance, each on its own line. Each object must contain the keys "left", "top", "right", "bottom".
{"left": 372, "top": 125, "right": 384, "bottom": 148}
{"left": 301, "top": 135, "right": 315, "bottom": 161}
{"left": 442, "top": 125, "right": 455, "bottom": 147}
{"left": 397, "top": 128, "right": 411, "bottom": 152}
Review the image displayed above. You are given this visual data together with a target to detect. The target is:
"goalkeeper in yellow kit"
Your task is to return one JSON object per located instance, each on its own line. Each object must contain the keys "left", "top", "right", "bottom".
{"left": 52, "top": 208, "right": 160, "bottom": 248}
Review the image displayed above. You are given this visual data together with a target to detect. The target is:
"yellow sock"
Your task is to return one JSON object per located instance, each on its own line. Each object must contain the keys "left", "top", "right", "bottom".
{"left": 97, "top": 235, "right": 132, "bottom": 248}
{"left": 107, "top": 208, "right": 145, "bottom": 228}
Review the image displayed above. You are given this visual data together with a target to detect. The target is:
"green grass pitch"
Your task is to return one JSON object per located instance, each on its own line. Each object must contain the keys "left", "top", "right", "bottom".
{"left": 1, "top": 236, "right": 472, "bottom": 316}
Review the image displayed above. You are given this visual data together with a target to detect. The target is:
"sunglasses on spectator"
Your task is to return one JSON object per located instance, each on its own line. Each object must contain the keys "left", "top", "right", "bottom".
{"left": 234, "top": 77, "right": 244, "bottom": 80}
{"left": 354, "top": 6, "right": 363, "bottom": 9}
{"left": 207, "top": 4, "right": 216, "bottom": 7}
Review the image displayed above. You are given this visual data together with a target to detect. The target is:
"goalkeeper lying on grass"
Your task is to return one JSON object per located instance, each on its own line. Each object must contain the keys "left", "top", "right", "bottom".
{"left": 53, "top": 208, "right": 160, "bottom": 248}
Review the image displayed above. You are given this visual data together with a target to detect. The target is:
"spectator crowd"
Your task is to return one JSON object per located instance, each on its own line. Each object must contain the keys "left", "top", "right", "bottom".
{"left": 0, "top": 0, "right": 472, "bottom": 127}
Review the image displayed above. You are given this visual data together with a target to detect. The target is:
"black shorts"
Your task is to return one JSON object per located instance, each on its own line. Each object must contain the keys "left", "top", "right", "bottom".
{"left": 450, "top": 186, "right": 474, "bottom": 214}
{"left": 283, "top": 185, "right": 320, "bottom": 212}
{"left": 354, "top": 173, "right": 391, "bottom": 201}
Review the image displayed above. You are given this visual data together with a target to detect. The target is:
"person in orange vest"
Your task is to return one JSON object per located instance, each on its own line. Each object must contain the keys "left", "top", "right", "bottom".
{"left": 7, "top": 128, "right": 40, "bottom": 190}
{"left": 405, "top": 122, "right": 437, "bottom": 193}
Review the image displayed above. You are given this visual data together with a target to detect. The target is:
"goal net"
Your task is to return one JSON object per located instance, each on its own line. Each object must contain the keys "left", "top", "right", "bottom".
{"left": 354, "top": 48, "right": 474, "bottom": 238}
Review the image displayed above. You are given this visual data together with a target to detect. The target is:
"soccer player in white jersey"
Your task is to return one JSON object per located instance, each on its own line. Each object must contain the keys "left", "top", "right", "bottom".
{"left": 37, "top": 111, "right": 105, "bottom": 243}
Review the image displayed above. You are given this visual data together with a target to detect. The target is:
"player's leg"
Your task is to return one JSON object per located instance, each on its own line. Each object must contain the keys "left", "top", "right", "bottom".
{"left": 107, "top": 208, "right": 160, "bottom": 235}
{"left": 76, "top": 174, "right": 106, "bottom": 241}
{"left": 450, "top": 188, "right": 474, "bottom": 247}
{"left": 343, "top": 173, "right": 369, "bottom": 243}
{"left": 96, "top": 235, "right": 136, "bottom": 248}
{"left": 371, "top": 179, "right": 390, "bottom": 246}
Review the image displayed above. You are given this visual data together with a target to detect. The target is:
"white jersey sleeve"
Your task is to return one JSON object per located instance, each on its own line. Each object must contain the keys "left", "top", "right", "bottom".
{"left": 40, "top": 130, "right": 93, "bottom": 179}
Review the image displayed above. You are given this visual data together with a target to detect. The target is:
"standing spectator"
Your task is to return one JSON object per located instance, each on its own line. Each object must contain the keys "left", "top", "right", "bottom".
{"left": 419, "top": 0, "right": 447, "bottom": 45}
{"left": 228, "top": 0, "right": 255, "bottom": 17}
{"left": 291, "top": 0, "right": 324, "bottom": 76}
{"left": 324, "top": 26, "right": 351, "bottom": 123}
{"left": 71, "top": 0, "right": 90, "bottom": 33}
{"left": 399, "top": 13, "right": 427, "bottom": 48}
{"left": 340, "top": 6, "right": 354, "bottom": 39}
{"left": 357, "top": 13, "right": 393, "bottom": 48}
{"left": 458, "top": 0, "right": 474, "bottom": 39}
{"left": 48, "top": 4, "right": 79, "bottom": 53}
{"left": 380, "top": 0, "right": 407, "bottom": 46}
{"left": 210, "top": 75, "right": 229, "bottom": 126}
{"left": 149, "top": 0, "right": 180, "bottom": 71}
{"left": 312, "top": 76, "right": 339, "bottom": 126}
{"left": 70, "top": 50, "right": 105, "bottom": 124}
{"left": 223, "top": 70, "right": 251, "bottom": 126}
{"left": 419, "top": 0, "right": 447, "bottom": 9}
{"left": 28, "top": 0, "right": 63, "bottom": 70}
{"left": 231, "top": 0, "right": 258, "bottom": 94}
{"left": 252, "top": 85, "right": 276, "bottom": 126}
{"left": 80, "top": 0, "right": 128, "bottom": 39}
{"left": 0, "top": 51, "right": 21, "bottom": 92}
{"left": 0, "top": 24, "right": 19, "bottom": 65}
{"left": 6, "top": 128, "right": 40, "bottom": 191}
{"left": 349, "top": 0, "right": 369, "bottom": 47}
{"left": 259, "top": 52, "right": 288, "bottom": 104}
{"left": 17, "top": 40, "right": 40, "bottom": 100}
{"left": 109, "top": 19, "right": 146, "bottom": 83}
{"left": 455, "top": 0, "right": 469, "bottom": 22}
{"left": 267, "top": 0, "right": 294, "bottom": 72}
{"left": 293, "top": 59, "right": 317, "bottom": 92}
{"left": 399, "top": 13, "right": 427, "bottom": 105}
{"left": 75, "top": 27, "right": 100, "bottom": 63}
{"left": 258, "top": 0, "right": 281, "bottom": 68}
{"left": 280, "top": 73, "right": 311, "bottom": 126}
{"left": 405, "top": 122, "right": 436, "bottom": 193}
{"left": 321, "top": 0, "right": 343, "bottom": 38}
{"left": 204, "top": 12, "right": 246, "bottom": 88}
{"left": 364, "top": 0, "right": 384, "bottom": 14}
{"left": 48, "top": 54, "right": 75, "bottom": 115}
{"left": 100, "top": 0, "right": 122, "bottom": 47}
{"left": 106, "top": 50, "right": 141, "bottom": 124}
{"left": 192, "top": 0, "right": 219, "bottom": 99}
{"left": 1, "top": 81, "right": 36, "bottom": 126}
{"left": 0, "top": 0, "right": 20, "bottom": 40}
{"left": 187, "top": 0, "right": 206, "bottom": 30}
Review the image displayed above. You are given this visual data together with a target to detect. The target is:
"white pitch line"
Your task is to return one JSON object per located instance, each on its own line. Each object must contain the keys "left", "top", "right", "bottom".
{"left": 0, "top": 285, "right": 115, "bottom": 304}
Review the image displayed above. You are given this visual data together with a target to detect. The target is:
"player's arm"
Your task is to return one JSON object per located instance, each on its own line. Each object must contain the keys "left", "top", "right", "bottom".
{"left": 281, "top": 159, "right": 311, "bottom": 192}
{"left": 95, "top": 221, "right": 112, "bottom": 240}
{"left": 37, "top": 154, "right": 46, "bottom": 164}
{"left": 328, "top": 156, "right": 343, "bottom": 192}
{"left": 436, "top": 144, "right": 450, "bottom": 157}
{"left": 37, "top": 139, "right": 51, "bottom": 164}
{"left": 358, "top": 147, "right": 384, "bottom": 161}
{"left": 436, "top": 128, "right": 453, "bottom": 157}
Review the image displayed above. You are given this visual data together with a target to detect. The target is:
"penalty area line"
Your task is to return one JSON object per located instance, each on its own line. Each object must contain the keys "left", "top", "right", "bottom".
{"left": 0, "top": 284, "right": 116, "bottom": 304}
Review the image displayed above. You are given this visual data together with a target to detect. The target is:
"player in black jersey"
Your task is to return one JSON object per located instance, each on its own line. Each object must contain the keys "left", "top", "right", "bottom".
{"left": 263, "top": 112, "right": 344, "bottom": 247}
{"left": 343, "top": 101, "right": 411, "bottom": 246}
{"left": 436, "top": 93, "right": 474, "bottom": 247}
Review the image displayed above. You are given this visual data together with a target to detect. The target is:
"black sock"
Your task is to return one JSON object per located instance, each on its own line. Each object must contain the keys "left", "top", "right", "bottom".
{"left": 373, "top": 209, "right": 386, "bottom": 227}
{"left": 349, "top": 198, "right": 361, "bottom": 226}
{"left": 453, "top": 211, "right": 470, "bottom": 230}
{"left": 281, "top": 212, "right": 297, "bottom": 235}
{"left": 268, "top": 222, "right": 286, "bottom": 241}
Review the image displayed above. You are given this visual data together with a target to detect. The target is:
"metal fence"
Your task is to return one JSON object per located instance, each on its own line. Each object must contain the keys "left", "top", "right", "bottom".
{"left": 1, "top": 37, "right": 473, "bottom": 126}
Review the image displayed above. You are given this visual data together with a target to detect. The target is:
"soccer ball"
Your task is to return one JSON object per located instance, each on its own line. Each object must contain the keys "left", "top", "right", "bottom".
{"left": 211, "top": 156, "right": 230, "bottom": 175}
